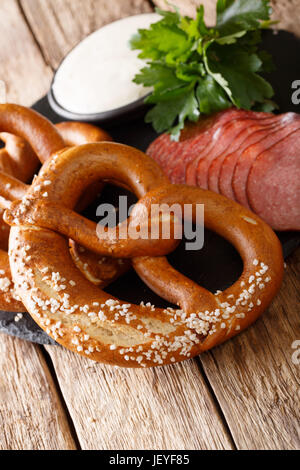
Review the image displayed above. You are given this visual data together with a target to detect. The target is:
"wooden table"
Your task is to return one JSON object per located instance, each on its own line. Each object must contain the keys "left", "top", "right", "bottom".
{"left": 0, "top": 0, "right": 299, "bottom": 451}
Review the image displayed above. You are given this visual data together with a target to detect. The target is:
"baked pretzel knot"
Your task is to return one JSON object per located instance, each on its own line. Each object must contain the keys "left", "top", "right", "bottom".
{"left": 0, "top": 104, "right": 129, "bottom": 311}
{"left": 4, "top": 141, "right": 283, "bottom": 367}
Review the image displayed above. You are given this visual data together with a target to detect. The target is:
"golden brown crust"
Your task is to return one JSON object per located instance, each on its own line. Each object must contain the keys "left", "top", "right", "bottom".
{"left": 0, "top": 107, "right": 117, "bottom": 311}
{"left": 0, "top": 132, "right": 39, "bottom": 182}
{"left": 69, "top": 240, "right": 131, "bottom": 288}
{"left": 0, "top": 104, "right": 65, "bottom": 163}
{"left": 55, "top": 121, "right": 112, "bottom": 146}
{"left": 5, "top": 142, "right": 284, "bottom": 367}
{"left": 0, "top": 129, "right": 41, "bottom": 311}
{"left": 0, "top": 131, "right": 39, "bottom": 254}
{"left": 0, "top": 248, "right": 24, "bottom": 311}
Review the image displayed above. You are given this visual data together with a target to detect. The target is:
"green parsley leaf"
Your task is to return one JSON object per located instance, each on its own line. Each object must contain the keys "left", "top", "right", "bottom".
{"left": 196, "top": 75, "right": 231, "bottom": 114}
{"left": 216, "top": 0, "right": 272, "bottom": 36}
{"left": 130, "top": 0, "right": 276, "bottom": 139}
{"left": 175, "top": 62, "right": 206, "bottom": 82}
{"left": 145, "top": 86, "right": 199, "bottom": 139}
{"left": 133, "top": 64, "right": 183, "bottom": 93}
{"left": 253, "top": 100, "right": 278, "bottom": 112}
{"left": 204, "top": 42, "right": 274, "bottom": 109}
{"left": 154, "top": 6, "right": 180, "bottom": 25}
{"left": 131, "top": 19, "right": 191, "bottom": 64}
{"left": 180, "top": 5, "right": 210, "bottom": 39}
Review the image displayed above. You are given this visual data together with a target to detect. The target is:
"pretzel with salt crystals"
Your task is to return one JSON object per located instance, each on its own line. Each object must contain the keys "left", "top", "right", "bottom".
{"left": 4, "top": 142, "right": 283, "bottom": 367}
{"left": 0, "top": 129, "right": 41, "bottom": 309}
{"left": 0, "top": 132, "right": 39, "bottom": 249}
{"left": 0, "top": 104, "right": 128, "bottom": 311}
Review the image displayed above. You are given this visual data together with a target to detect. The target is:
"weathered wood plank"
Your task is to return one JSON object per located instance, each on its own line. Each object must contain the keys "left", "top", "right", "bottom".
{"left": 45, "top": 348, "right": 234, "bottom": 450}
{"left": 0, "top": 0, "right": 52, "bottom": 104}
{"left": 153, "top": 0, "right": 300, "bottom": 35}
{"left": 20, "top": 0, "right": 153, "bottom": 69}
{"left": 154, "top": 0, "right": 216, "bottom": 25}
{"left": 200, "top": 249, "right": 300, "bottom": 450}
{"left": 0, "top": 334, "right": 76, "bottom": 449}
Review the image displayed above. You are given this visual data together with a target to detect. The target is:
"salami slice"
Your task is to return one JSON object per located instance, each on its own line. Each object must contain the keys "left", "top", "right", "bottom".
{"left": 196, "top": 113, "right": 273, "bottom": 190}
{"left": 232, "top": 113, "right": 300, "bottom": 208}
{"left": 147, "top": 112, "right": 223, "bottom": 182}
{"left": 161, "top": 108, "right": 261, "bottom": 184}
{"left": 247, "top": 128, "right": 300, "bottom": 230}
{"left": 169, "top": 109, "right": 237, "bottom": 184}
{"left": 168, "top": 119, "right": 216, "bottom": 183}
{"left": 184, "top": 110, "right": 248, "bottom": 186}
{"left": 147, "top": 133, "right": 179, "bottom": 174}
{"left": 185, "top": 149, "right": 201, "bottom": 185}
{"left": 209, "top": 116, "right": 280, "bottom": 195}
{"left": 217, "top": 117, "right": 281, "bottom": 199}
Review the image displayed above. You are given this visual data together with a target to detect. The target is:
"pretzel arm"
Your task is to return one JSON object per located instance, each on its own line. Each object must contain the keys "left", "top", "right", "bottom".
{"left": 5, "top": 198, "right": 179, "bottom": 258}
{"left": 0, "top": 108, "right": 123, "bottom": 311}
{"left": 55, "top": 122, "right": 112, "bottom": 146}
{"left": 55, "top": 122, "right": 131, "bottom": 283}
{"left": 0, "top": 104, "right": 65, "bottom": 162}
{"left": 0, "top": 249, "right": 24, "bottom": 311}
{"left": 0, "top": 171, "right": 28, "bottom": 208}
{"left": 69, "top": 240, "right": 131, "bottom": 288}
{"left": 0, "top": 132, "right": 40, "bottom": 181}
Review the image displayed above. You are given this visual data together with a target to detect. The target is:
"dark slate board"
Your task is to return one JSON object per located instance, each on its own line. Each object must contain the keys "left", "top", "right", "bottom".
{"left": 1, "top": 29, "right": 299, "bottom": 345}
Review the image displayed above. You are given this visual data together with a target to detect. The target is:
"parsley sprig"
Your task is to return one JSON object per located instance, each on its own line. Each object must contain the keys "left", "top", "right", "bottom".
{"left": 130, "top": 0, "right": 276, "bottom": 140}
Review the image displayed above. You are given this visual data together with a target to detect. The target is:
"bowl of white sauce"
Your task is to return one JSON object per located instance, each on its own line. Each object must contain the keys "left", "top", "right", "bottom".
{"left": 48, "top": 13, "right": 160, "bottom": 124}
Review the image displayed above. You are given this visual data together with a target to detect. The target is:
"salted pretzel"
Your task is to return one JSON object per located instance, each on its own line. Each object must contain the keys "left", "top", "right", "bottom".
{"left": 0, "top": 129, "right": 41, "bottom": 309}
{"left": 55, "top": 121, "right": 111, "bottom": 146}
{"left": 4, "top": 142, "right": 283, "bottom": 367}
{"left": 0, "top": 121, "right": 110, "bottom": 248}
{"left": 0, "top": 132, "right": 40, "bottom": 249}
{"left": 0, "top": 104, "right": 128, "bottom": 311}
{"left": 0, "top": 132, "right": 39, "bottom": 182}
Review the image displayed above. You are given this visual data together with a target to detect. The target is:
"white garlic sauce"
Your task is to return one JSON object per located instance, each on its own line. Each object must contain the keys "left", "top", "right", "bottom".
{"left": 52, "top": 13, "right": 160, "bottom": 114}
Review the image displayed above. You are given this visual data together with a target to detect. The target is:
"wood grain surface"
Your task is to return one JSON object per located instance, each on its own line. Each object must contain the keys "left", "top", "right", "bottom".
{"left": 0, "top": 0, "right": 52, "bottom": 105}
{"left": 45, "top": 348, "right": 234, "bottom": 450}
{"left": 0, "top": 0, "right": 299, "bottom": 450}
{"left": 201, "top": 250, "right": 300, "bottom": 450}
{"left": 153, "top": 0, "right": 300, "bottom": 36}
{"left": 0, "top": 334, "right": 76, "bottom": 450}
{"left": 19, "top": 0, "right": 152, "bottom": 69}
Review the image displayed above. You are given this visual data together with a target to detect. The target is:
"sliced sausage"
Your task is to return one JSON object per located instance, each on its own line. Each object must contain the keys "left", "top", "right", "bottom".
{"left": 169, "top": 109, "right": 237, "bottom": 184}
{"left": 217, "top": 117, "right": 282, "bottom": 199}
{"left": 196, "top": 113, "right": 274, "bottom": 189}
{"left": 209, "top": 116, "right": 280, "bottom": 195}
{"left": 232, "top": 113, "right": 300, "bottom": 208}
{"left": 247, "top": 128, "right": 300, "bottom": 230}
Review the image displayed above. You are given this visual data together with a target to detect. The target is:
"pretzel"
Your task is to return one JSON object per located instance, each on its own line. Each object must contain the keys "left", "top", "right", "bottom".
{"left": 0, "top": 131, "right": 40, "bottom": 247}
{"left": 0, "top": 133, "right": 38, "bottom": 251}
{"left": 55, "top": 120, "right": 112, "bottom": 212}
{"left": 55, "top": 121, "right": 112, "bottom": 146}
{"left": 0, "top": 104, "right": 65, "bottom": 162}
{"left": 4, "top": 142, "right": 283, "bottom": 367}
{"left": 0, "top": 132, "right": 39, "bottom": 182}
{"left": 0, "top": 130, "right": 40, "bottom": 310}
{"left": 0, "top": 104, "right": 125, "bottom": 311}
{"left": 0, "top": 103, "right": 65, "bottom": 262}
{"left": 53, "top": 121, "right": 124, "bottom": 284}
